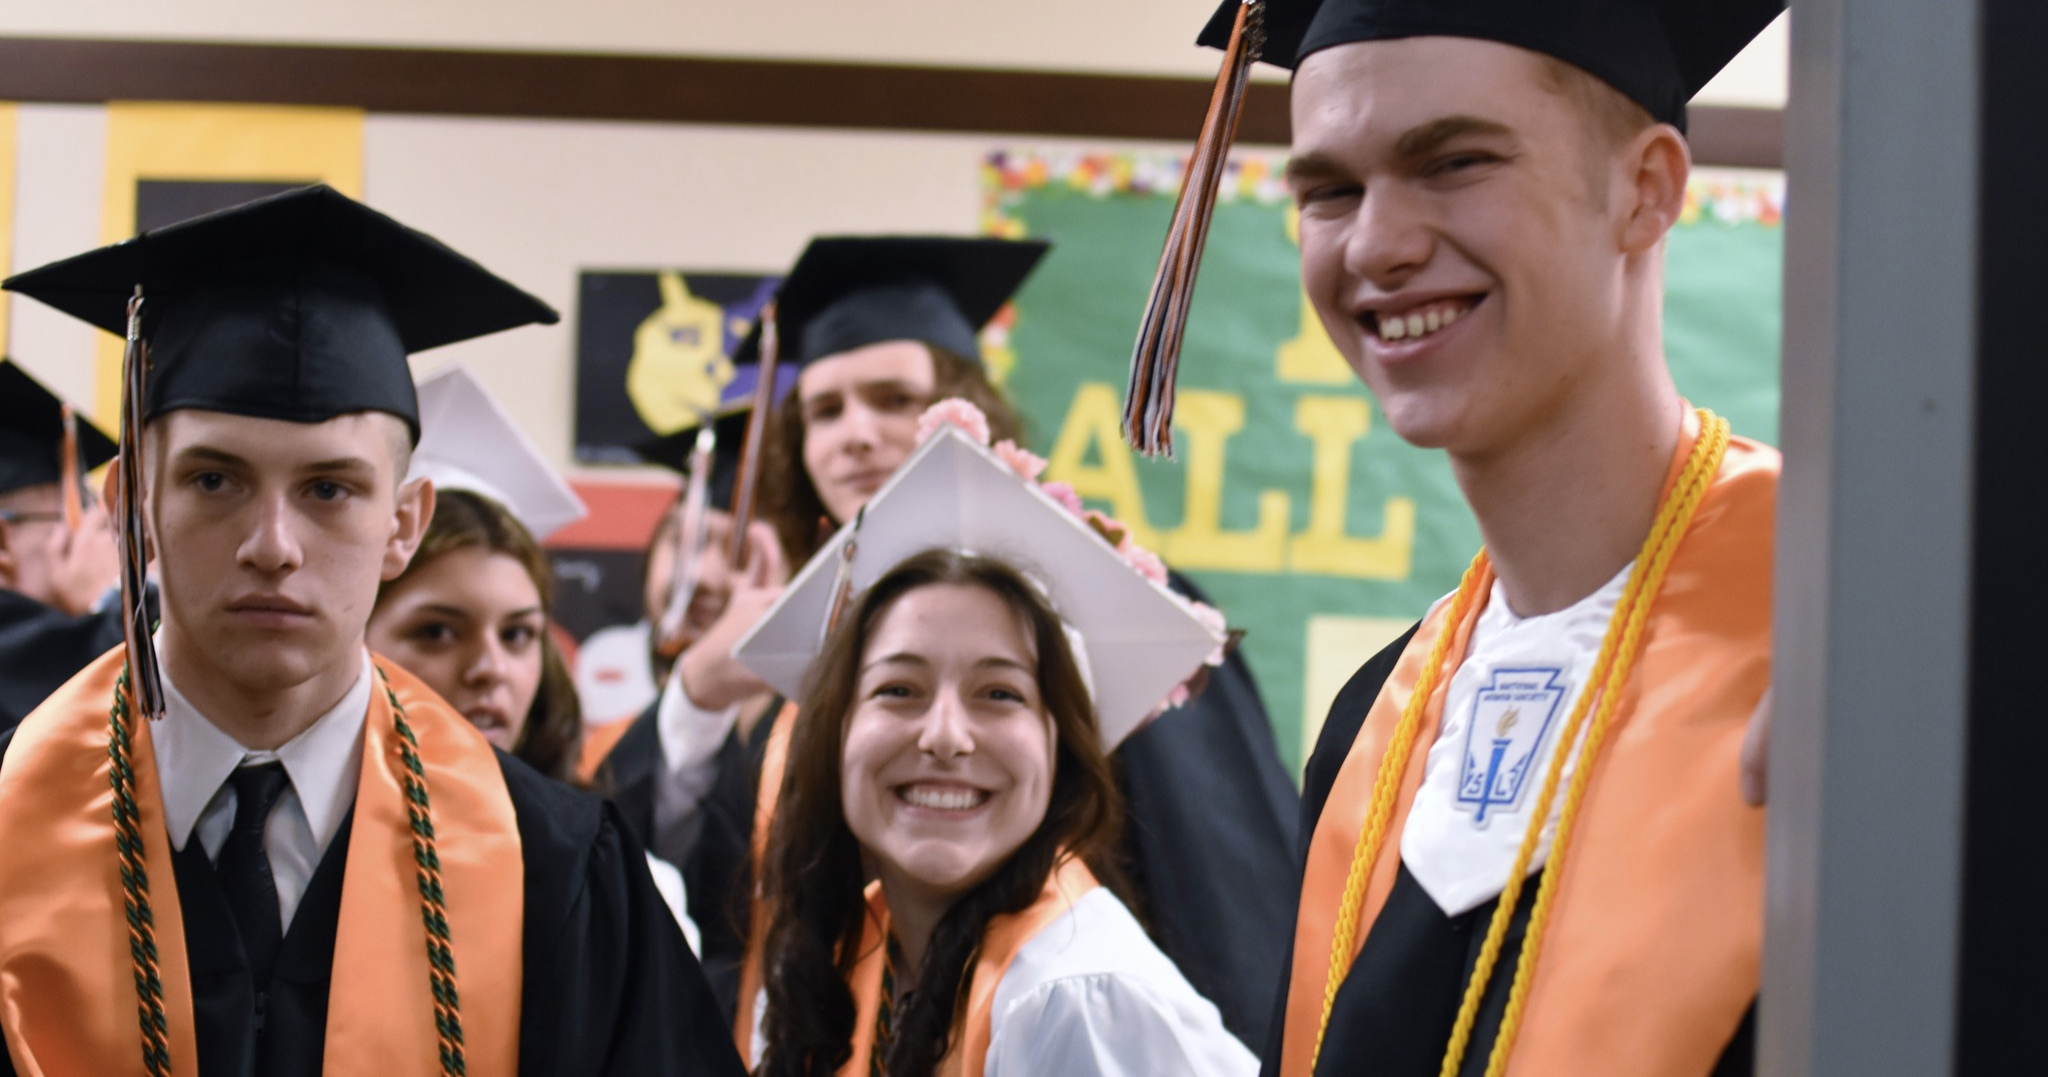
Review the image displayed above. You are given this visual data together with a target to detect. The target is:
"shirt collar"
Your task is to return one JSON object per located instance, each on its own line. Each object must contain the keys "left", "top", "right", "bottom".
{"left": 153, "top": 651, "right": 372, "bottom": 852}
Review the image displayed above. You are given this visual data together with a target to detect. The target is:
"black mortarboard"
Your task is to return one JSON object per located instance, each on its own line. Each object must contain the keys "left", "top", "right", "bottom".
{"left": 733, "top": 236, "right": 1049, "bottom": 370}
{"left": 1, "top": 184, "right": 559, "bottom": 442}
{"left": 1197, "top": 0, "right": 1784, "bottom": 130}
{"left": 0, "top": 360, "right": 118, "bottom": 497}
{"left": 633, "top": 360, "right": 798, "bottom": 510}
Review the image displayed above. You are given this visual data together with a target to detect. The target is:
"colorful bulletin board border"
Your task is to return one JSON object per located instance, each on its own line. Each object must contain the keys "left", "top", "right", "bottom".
{"left": 93, "top": 102, "right": 365, "bottom": 422}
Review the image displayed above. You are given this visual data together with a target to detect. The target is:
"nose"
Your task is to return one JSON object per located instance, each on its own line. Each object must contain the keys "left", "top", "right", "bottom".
{"left": 838, "top": 400, "right": 882, "bottom": 456}
{"left": 464, "top": 635, "right": 508, "bottom": 688}
{"left": 236, "top": 492, "right": 305, "bottom": 575}
{"left": 916, "top": 690, "right": 975, "bottom": 761}
{"left": 1344, "top": 183, "right": 1434, "bottom": 291}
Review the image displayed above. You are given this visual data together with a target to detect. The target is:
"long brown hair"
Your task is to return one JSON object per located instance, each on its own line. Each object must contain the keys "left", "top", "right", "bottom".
{"left": 375, "top": 488, "right": 584, "bottom": 783}
{"left": 757, "top": 549, "right": 1127, "bottom": 1077}
{"left": 761, "top": 347, "right": 1024, "bottom": 565}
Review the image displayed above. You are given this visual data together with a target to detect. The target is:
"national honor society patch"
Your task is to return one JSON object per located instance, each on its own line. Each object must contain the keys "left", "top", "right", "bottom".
{"left": 1456, "top": 667, "right": 1568, "bottom": 826}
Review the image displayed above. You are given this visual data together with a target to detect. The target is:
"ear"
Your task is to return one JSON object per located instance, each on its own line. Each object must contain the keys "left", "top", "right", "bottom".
{"left": 1617, "top": 123, "right": 1691, "bottom": 255}
{"left": 383, "top": 475, "right": 435, "bottom": 581}
{"left": 0, "top": 525, "right": 18, "bottom": 590}
{"left": 100, "top": 455, "right": 154, "bottom": 564}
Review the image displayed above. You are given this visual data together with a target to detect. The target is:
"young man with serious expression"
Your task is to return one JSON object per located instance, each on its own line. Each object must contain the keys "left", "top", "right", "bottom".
{"left": 1176, "top": 1, "right": 1784, "bottom": 1075}
{"left": 0, "top": 187, "right": 742, "bottom": 1077}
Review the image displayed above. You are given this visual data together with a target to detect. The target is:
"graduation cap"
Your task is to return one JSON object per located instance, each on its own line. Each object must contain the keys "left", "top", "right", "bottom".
{"left": 410, "top": 363, "right": 587, "bottom": 541}
{"left": 1196, "top": 0, "right": 1785, "bottom": 129}
{"left": 733, "top": 236, "right": 1049, "bottom": 371}
{"left": 1, "top": 183, "right": 560, "bottom": 441}
{"left": 0, "top": 360, "right": 117, "bottom": 498}
{"left": 1120, "top": 0, "right": 1783, "bottom": 457}
{"left": 733, "top": 425, "right": 1224, "bottom": 749}
{"left": 1, "top": 184, "right": 557, "bottom": 722}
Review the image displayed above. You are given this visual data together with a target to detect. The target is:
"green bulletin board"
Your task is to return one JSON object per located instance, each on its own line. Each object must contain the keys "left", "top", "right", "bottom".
{"left": 984, "top": 150, "right": 1783, "bottom": 774}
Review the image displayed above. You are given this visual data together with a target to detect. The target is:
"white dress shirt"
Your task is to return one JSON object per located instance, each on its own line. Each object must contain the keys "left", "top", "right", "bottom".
{"left": 1401, "top": 563, "right": 1631, "bottom": 916}
{"left": 650, "top": 661, "right": 742, "bottom": 867}
{"left": 152, "top": 651, "right": 371, "bottom": 929}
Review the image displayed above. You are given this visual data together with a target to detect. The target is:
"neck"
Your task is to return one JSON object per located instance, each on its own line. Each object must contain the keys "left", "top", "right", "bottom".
{"left": 1451, "top": 363, "right": 1683, "bottom": 618}
{"left": 879, "top": 874, "right": 952, "bottom": 982}
{"left": 158, "top": 623, "right": 364, "bottom": 751}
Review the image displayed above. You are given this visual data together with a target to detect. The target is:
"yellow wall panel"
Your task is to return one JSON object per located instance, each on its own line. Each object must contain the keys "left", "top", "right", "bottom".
{"left": 94, "top": 103, "right": 364, "bottom": 419}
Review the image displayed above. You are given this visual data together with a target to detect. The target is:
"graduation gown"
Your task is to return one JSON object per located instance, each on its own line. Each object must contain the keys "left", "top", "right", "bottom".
{"left": 1259, "top": 417, "right": 1771, "bottom": 1077}
{"left": 606, "top": 695, "right": 777, "bottom": 1023}
{"left": 1118, "top": 570, "right": 1298, "bottom": 1047}
{"left": 0, "top": 661, "right": 745, "bottom": 1077}
{"left": 0, "top": 589, "right": 124, "bottom": 733}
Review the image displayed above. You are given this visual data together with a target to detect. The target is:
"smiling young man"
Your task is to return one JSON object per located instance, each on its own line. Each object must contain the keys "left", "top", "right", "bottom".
{"left": 0, "top": 187, "right": 742, "bottom": 1077}
{"left": 1174, "top": 1, "right": 1783, "bottom": 1075}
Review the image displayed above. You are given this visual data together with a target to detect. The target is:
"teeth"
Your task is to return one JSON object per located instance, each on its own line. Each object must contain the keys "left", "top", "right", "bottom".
{"left": 1375, "top": 299, "right": 1473, "bottom": 342}
{"left": 900, "top": 785, "right": 987, "bottom": 811}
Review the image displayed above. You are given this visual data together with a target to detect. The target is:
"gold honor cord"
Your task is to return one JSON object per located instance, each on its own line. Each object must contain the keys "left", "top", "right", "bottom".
{"left": 1310, "top": 410, "right": 1733, "bottom": 1077}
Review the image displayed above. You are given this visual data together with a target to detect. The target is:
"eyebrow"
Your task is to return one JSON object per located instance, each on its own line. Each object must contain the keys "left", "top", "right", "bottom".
{"left": 858, "top": 653, "right": 1033, "bottom": 675}
{"left": 173, "top": 446, "right": 378, "bottom": 478}
{"left": 1392, "top": 115, "right": 1516, "bottom": 160}
{"left": 1283, "top": 150, "right": 1351, "bottom": 189}
{"left": 803, "top": 378, "right": 925, "bottom": 404}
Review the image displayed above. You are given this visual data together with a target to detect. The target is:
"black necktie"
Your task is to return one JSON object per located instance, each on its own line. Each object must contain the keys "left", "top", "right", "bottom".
{"left": 214, "top": 761, "right": 290, "bottom": 988}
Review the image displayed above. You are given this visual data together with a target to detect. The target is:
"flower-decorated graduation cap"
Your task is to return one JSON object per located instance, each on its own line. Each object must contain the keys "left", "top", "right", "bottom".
{"left": 410, "top": 363, "right": 587, "bottom": 541}
{"left": 733, "top": 417, "right": 1226, "bottom": 750}
{"left": 2, "top": 184, "right": 559, "bottom": 441}
{"left": 2, "top": 184, "right": 559, "bottom": 721}
{"left": 0, "top": 360, "right": 117, "bottom": 499}
{"left": 1124, "top": 0, "right": 1784, "bottom": 455}
{"left": 732, "top": 235, "right": 1049, "bottom": 370}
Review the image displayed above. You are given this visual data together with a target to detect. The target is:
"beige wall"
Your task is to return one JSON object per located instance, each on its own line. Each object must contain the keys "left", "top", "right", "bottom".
{"left": 2, "top": 103, "right": 1189, "bottom": 481}
{"left": 0, "top": 1, "right": 1786, "bottom": 102}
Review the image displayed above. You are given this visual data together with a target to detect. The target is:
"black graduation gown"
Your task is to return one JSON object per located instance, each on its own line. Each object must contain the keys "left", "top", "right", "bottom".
{"left": 605, "top": 696, "right": 776, "bottom": 1024}
{"left": 0, "top": 730, "right": 747, "bottom": 1077}
{"left": 1115, "top": 569, "right": 1299, "bottom": 1047}
{"left": 0, "top": 589, "right": 125, "bottom": 733}
{"left": 1256, "top": 625, "right": 1755, "bottom": 1077}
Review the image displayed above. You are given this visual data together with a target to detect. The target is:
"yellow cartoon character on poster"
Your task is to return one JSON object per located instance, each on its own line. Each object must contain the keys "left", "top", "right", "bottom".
{"left": 627, "top": 271, "right": 734, "bottom": 433}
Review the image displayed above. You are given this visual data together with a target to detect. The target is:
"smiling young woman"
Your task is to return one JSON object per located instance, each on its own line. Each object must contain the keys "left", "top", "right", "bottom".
{"left": 755, "top": 549, "right": 1253, "bottom": 1077}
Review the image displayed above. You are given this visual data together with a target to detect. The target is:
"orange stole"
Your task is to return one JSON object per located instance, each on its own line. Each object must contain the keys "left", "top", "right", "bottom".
{"left": 733, "top": 698, "right": 801, "bottom": 1064}
{"left": 1278, "top": 425, "right": 1775, "bottom": 1077}
{"left": 838, "top": 858, "right": 1100, "bottom": 1077}
{"left": 0, "top": 650, "right": 524, "bottom": 1077}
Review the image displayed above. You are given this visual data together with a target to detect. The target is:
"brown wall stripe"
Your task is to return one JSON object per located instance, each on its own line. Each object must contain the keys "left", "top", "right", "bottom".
{"left": 0, "top": 36, "right": 1782, "bottom": 168}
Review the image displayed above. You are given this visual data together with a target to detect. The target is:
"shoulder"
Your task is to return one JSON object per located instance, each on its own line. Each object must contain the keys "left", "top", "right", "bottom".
{"left": 993, "top": 889, "right": 1219, "bottom": 1026}
{"left": 987, "top": 890, "right": 1256, "bottom": 1076}
{"left": 496, "top": 748, "right": 644, "bottom": 942}
{"left": 1301, "top": 622, "right": 1421, "bottom": 833}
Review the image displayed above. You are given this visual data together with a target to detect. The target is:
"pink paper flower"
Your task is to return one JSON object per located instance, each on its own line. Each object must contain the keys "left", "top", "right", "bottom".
{"left": 916, "top": 397, "right": 992, "bottom": 446}
{"left": 992, "top": 438, "right": 1048, "bottom": 482}
{"left": 1120, "top": 540, "right": 1168, "bottom": 587}
{"left": 1041, "top": 481, "right": 1085, "bottom": 517}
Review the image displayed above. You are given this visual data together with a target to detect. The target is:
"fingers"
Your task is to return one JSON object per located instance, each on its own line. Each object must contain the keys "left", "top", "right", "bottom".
{"left": 743, "top": 521, "right": 786, "bottom": 587}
